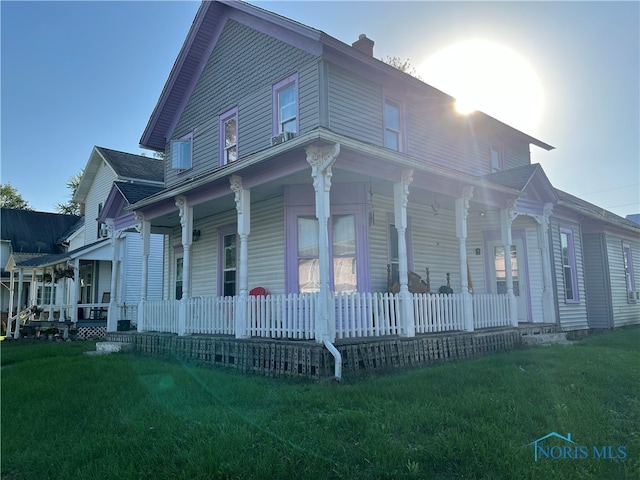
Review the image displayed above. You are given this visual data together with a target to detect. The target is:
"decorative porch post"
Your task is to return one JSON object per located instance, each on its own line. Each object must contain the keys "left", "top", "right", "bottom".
{"left": 7, "top": 270, "right": 15, "bottom": 336}
{"left": 12, "top": 268, "right": 25, "bottom": 338}
{"left": 230, "top": 175, "right": 251, "bottom": 339}
{"left": 455, "top": 185, "right": 474, "bottom": 332}
{"left": 501, "top": 200, "right": 519, "bottom": 327}
{"left": 47, "top": 266, "right": 55, "bottom": 321}
{"left": 71, "top": 258, "right": 80, "bottom": 324}
{"left": 107, "top": 220, "right": 119, "bottom": 332}
{"left": 306, "top": 143, "right": 340, "bottom": 343}
{"left": 176, "top": 196, "right": 193, "bottom": 336}
{"left": 394, "top": 169, "right": 415, "bottom": 337}
{"left": 537, "top": 203, "right": 557, "bottom": 325}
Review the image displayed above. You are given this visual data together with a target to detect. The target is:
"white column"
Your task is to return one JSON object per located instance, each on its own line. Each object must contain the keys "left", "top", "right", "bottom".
{"left": 12, "top": 269, "right": 25, "bottom": 338}
{"left": 501, "top": 200, "right": 519, "bottom": 327}
{"left": 47, "top": 266, "right": 55, "bottom": 321}
{"left": 107, "top": 221, "right": 119, "bottom": 332}
{"left": 230, "top": 175, "right": 251, "bottom": 339}
{"left": 538, "top": 203, "right": 556, "bottom": 325}
{"left": 7, "top": 270, "right": 15, "bottom": 336}
{"left": 393, "top": 169, "right": 415, "bottom": 337}
{"left": 455, "top": 185, "right": 474, "bottom": 331}
{"left": 306, "top": 143, "right": 340, "bottom": 343}
{"left": 71, "top": 258, "right": 80, "bottom": 324}
{"left": 175, "top": 196, "right": 193, "bottom": 336}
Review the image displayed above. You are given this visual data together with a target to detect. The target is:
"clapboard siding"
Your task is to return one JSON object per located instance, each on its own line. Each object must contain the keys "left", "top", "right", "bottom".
{"left": 605, "top": 234, "right": 640, "bottom": 327}
{"left": 84, "top": 161, "right": 116, "bottom": 243}
{"left": 166, "top": 20, "right": 319, "bottom": 187}
{"left": 121, "top": 233, "right": 164, "bottom": 303}
{"left": 582, "top": 233, "right": 613, "bottom": 328}
{"left": 96, "top": 260, "right": 111, "bottom": 305}
{"left": 550, "top": 217, "right": 588, "bottom": 331}
{"left": 328, "top": 65, "right": 382, "bottom": 145}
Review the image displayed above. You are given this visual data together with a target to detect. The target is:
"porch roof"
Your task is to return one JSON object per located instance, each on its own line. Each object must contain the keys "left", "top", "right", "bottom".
{"left": 13, "top": 239, "right": 111, "bottom": 270}
{"left": 482, "top": 164, "right": 559, "bottom": 203}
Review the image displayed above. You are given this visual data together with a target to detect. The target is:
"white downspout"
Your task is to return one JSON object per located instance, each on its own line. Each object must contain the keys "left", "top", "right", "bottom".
{"left": 323, "top": 339, "right": 342, "bottom": 382}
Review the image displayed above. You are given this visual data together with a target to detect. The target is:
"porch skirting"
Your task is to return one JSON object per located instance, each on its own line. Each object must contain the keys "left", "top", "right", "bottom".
{"left": 106, "top": 328, "right": 523, "bottom": 379}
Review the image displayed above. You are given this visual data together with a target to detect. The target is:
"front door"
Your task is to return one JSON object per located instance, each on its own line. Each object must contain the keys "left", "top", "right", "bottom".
{"left": 490, "top": 239, "right": 529, "bottom": 322}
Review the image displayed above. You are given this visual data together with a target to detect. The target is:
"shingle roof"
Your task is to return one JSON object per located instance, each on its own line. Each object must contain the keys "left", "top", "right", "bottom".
{"left": 556, "top": 189, "right": 640, "bottom": 231}
{"left": 482, "top": 164, "right": 539, "bottom": 191}
{"left": 114, "top": 182, "right": 165, "bottom": 205}
{"left": 1, "top": 209, "right": 81, "bottom": 254}
{"left": 96, "top": 147, "right": 164, "bottom": 183}
{"left": 15, "top": 239, "right": 110, "bottom": 268}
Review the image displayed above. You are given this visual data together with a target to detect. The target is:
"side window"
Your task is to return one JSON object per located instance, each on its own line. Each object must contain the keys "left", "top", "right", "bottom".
{"left": 171, "top": 132, "right": 193, "bottom": 171}
{"left": 384, "top": 99, "right": 403, "bottom": 151}
{"left": 560, "top": 228, "right": 579, "bottom": 302}
{"left": 490, "top": 144, "right": 504, "bottom": 172}
{"left": 219, "top": 107, "right": 238, "bottom": 165}
{"left": 273, "top": 73, "right": 298, "bottom": 135}
{"left": 97, "top": 202, "right": 104, "bottom": 239}
{"left": 622, "top": 242, "right": 636, "bottom": 302}
{"left": 217, "top": 225, "right": 237, "bottom": 297}
{"left": 175, "top": 256, "right": 183, "bottom": 300}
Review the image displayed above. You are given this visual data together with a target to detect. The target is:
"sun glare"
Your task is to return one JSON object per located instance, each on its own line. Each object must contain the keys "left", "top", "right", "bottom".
{"left": 419, "top": 39, "right": 544, "bottom": 134}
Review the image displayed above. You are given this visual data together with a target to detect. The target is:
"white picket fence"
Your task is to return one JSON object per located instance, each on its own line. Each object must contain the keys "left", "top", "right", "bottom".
{"left": 472, "top": 294, "right": 510, "bottom": 329}
{"left": 139, "top": 291, "right": 512, "bottom": 338}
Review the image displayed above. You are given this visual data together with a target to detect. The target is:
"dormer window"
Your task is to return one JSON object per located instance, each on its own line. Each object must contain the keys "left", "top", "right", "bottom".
{"left": 384, "top": 99, "right": 402, "bottom": 151}
{"left": 220, "top": 107, "right": 238, "bottom": 165}
{"left": 273, "top": 73, "right": 298, "bottom": 135}
{"left": 171, "top": 133, "right": 193, "bottom": 171}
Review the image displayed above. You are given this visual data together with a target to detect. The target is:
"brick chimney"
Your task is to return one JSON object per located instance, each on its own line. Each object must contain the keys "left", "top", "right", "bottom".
{"left": 352, "top": 34, "right": 374, "bottom": 56}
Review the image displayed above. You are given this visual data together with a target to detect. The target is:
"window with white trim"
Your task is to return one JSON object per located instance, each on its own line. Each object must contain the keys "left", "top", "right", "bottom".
{"left": 175, "top": 256, "right": 183, "bottom": 300}
{"left": 171, "top": 132, "right": 193, "bottom": 171}
{"left": 384, "top": 99, "right": 402, "bottom": 151}
{"left": 273, "top": 74, "right": 298, "bottom": 135}
{"left": 490, "top": 144, "right": 504, "bottom": 172}
{"left": 220, "top": 108, "right": 238, "bottom": 165}
{"left": 622, "top": 242, "right": 636, "bottom": 302}
{"left": 560, "top": 228, "right": 579, "bottom": 302}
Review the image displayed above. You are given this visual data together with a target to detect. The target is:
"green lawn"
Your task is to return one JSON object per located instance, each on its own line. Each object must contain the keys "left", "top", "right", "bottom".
{"left": 2, "top": 329, "right": 639, "bottom": 479}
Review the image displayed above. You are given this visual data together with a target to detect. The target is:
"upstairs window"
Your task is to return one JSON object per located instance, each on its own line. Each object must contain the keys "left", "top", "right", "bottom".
{"left": 171, "top": 133, "right": 192, "bottom": 171}
{"left": 219, "top": 107, "right": 238, "bottom": 165}
{"left": 273, "top": 73, "right": 298, "bottom": 135}
{"left": 490, "top": 144, "right": 504, "bottom": 172}
{"left": 384, "top": 99, "right": 402, "bottom": 151}
{"left": 560, "top": 227, "right": 579, "bottom": 302}
{"left": 623, "top": 242, "right": 636, "bottom": 301}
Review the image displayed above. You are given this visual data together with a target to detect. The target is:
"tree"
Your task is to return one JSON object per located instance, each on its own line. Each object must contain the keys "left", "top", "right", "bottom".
{"left": 0, "top": 183, "right": 32, "bottom": 210}
{"left": 55, "top": 170, "right": 83, "bottom": 216}
{"left": 382, "top": 55, "right": 422, "bottom": 80}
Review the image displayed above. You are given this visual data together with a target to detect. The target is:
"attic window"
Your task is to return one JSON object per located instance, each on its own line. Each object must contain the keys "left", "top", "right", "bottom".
{"left": 490, "top": 144, "right": 504, "bottom": 172}
{"left": 219, "top": 107, "right": 238, "bottom": 165}
{"left": 171, "top": 133, "right": 193, "bottom": 171}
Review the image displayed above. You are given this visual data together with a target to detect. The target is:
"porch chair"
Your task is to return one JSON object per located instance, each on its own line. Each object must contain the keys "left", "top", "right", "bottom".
{"left": 90, "top": 292, "right": 110, "bottom": 320}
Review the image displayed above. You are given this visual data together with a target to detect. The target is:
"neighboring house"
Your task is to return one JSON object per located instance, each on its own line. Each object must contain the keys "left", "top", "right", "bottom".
{"left": 2, "top": 208, "right": 81, "bottom": 326}
{"left": 123, "top": 0, "right": 623, "bottom": 344}
{"left": 5, "top": 146, "right": 166, "bottom": 338}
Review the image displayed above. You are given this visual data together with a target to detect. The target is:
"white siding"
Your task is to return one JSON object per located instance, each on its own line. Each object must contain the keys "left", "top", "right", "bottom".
{"left": 121, "top": 232, "right": 164, "bottom": 304}
{"left": 83, "top": 162, "right": 116, "bottom": 245}
{"left": 605, "top": 234, "right": 640, "bottom": 327}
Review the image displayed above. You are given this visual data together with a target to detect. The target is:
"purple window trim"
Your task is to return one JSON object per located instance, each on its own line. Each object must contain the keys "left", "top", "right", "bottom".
{"left": 219, "top": 107, "right": 238, "bottom": 166}
{"left": 386, "top": 212, "right": 414, "bottom": 272}
{"left": 622, "top": 242, "right": 636, "bottom": 292}
{"left": 272, "top": 72, "right": 299, "bottom": 136}
{"left": 383, "top": 96, "right": 405, "bottom": 153}
{"left": 284, "top": 189, "right": 370, "bottom": 294}
{"left": 217, "top": 224, "right": 237, "bottom": 297}
{"left": 559, "top": 226, "right": 580, "bottom": 303}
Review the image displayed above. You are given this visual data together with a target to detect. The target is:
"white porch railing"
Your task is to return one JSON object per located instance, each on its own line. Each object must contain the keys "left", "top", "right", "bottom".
{"left": 335, "top": 292, "right": 402, "bottom": 339}
{"left": 137, "top": 291, "right": 513, "bottom": 339}
{"left": 472, "top": 294, "right": 510, "bottom": 329}
{"left": 413, "top": 293, "right": 466, "bottom": 333}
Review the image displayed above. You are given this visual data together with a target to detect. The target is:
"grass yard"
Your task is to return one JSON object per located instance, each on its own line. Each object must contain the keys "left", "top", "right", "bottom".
{"left": 1, "top": 328, "right": 639, "bottom": 479}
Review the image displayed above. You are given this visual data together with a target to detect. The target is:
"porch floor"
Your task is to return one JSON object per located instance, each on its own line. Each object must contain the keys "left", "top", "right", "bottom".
{"left": 106, "top": 326, "right": 540, "bottom": 379}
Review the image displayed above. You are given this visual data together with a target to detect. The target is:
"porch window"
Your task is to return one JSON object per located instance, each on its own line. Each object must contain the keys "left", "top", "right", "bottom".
{"left": 490, "top": 144, "right": 504, "bottom": 172}
{"left": 219, "top": 107, "right": 238, "bottom": 165}
{"left": 79, "top": 262, "right": 94, "bottom": 304}
{"left": 384, "top": 99, "right": 402, "bottom": 151}
{"left": 273, "top": 73, "right": 298, "bottom": 135}
{"left": 37, "top": 285, "right": 57, "bottom": 305}
{"left": 222, "top": 233, "right": 237, "bottom": 297}
{"left": 175, "top": 257, "right": 183, "bottom": 300}
{"left": 387, "top": 217, "right": 413, "bottom": 285}
{"left": 494, "top": 245, "right": 520, "bottom": 296}
{"left": 297, "top": 216, "right": 319, "bottom": 293}
{"left": 623, "top": 242, "right": 636, "bottom": 302}
{"left": 560, "top": 228, "right": 579, "bottom": 302}
{"left": 171, "top": 133, "right": 192, "bottom": 171}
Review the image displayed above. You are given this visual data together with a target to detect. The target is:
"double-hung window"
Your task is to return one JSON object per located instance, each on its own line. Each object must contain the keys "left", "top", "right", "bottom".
{"left": 219, "top": 107, "right": 238, "bottom": 165}
{"left": 622, "top": 243, "right": 636, "bottom": 302}
{"left": 384, "top": 99, "right": 402, "bottom": 151}
{"left": 273, "top": 73, "right": 298, "bottom": 135}
{"left": 171, "top": 132, "right": 193, "bottom": 171}
{"left": 490, "top": 144, "right": 504, "bottom": 172}
{"left": 560, "top": 227, "right": 579, "bottom": 302}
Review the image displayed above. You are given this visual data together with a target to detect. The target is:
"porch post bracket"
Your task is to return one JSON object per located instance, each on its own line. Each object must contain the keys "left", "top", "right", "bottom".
{"left": 134, "top": 211, "right": 144, "bottom": 233}
{"left": 306, "top": 143, "right": 340, "bottom": 343}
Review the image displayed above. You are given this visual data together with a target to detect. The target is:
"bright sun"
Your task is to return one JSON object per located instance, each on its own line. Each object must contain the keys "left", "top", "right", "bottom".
{"left": 419, "top": 39, "right": 544, "bottom": 135}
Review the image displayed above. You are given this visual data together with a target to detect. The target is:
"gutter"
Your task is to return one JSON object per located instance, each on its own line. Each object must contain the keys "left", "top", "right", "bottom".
{"left": 323, "top": 339, "right": 342, "bottom": 382}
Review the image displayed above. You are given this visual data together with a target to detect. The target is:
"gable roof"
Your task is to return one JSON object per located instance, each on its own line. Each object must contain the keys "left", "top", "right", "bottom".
{"left": 74, "top": 146, "right": 164, "bottom": 203}
{"left": 0, "top": 209, "right": 81, "bottom": 255}
{"left": 482, "top": 164, "right": 558, "bottom": 203}
{"left": 556, "top": 189, "right": 640, "bottom": 233}
{"left": 114, "top": 181, "right": 165, "bottom": 205}
{"left": 140, "top": 0, "right": 553, "bottom": 152}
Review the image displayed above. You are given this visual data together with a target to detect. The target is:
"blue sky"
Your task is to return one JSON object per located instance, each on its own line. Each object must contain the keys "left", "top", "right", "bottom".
{"left": 2, "top": 1, "right": 638, "bottom": 218}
